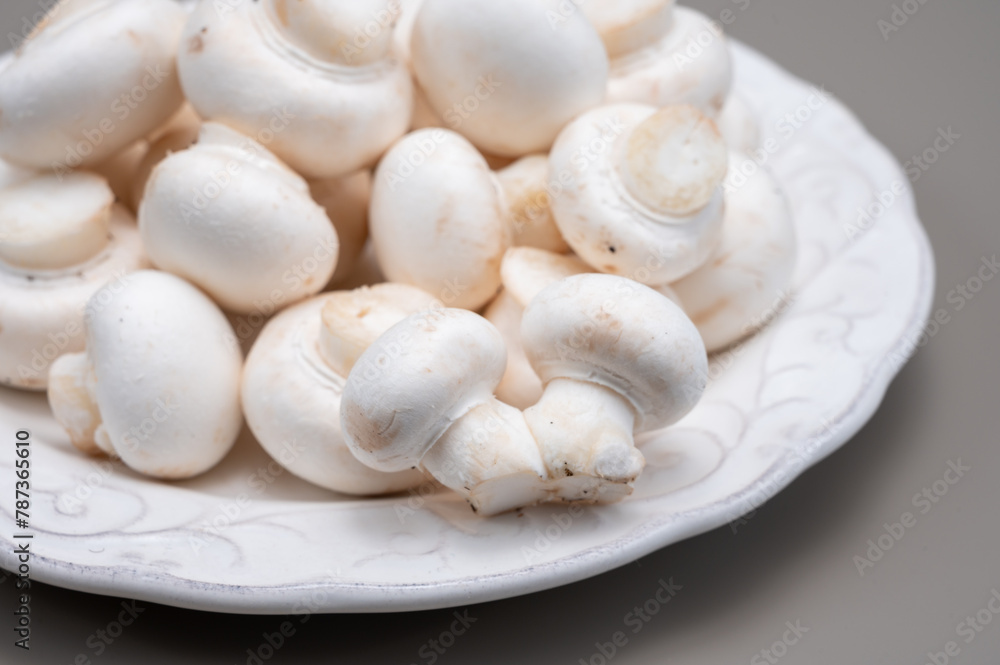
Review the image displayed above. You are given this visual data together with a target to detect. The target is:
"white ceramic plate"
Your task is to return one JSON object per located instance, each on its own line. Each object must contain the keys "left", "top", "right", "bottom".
{"left": 0, "top": 40, "right": 934, "bottom": 614}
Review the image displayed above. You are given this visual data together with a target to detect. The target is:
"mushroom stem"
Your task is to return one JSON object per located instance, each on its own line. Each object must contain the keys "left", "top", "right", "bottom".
{"left": 318, "top": 284, "right": 439, "bottom": 376}
{"left": 422, "top": 399, "right": 549, "bottom": 515}
{"left": 616, "top": 105, "right": 729, "bottom": 218}
{"left": 524, "top": 378, "right": 644, "bottom": 502}
{"left": 47, "top": 352, "right": 103, "bottom": 455}
{"left": 0, "top": 173, "right": 113, "bottom": 271}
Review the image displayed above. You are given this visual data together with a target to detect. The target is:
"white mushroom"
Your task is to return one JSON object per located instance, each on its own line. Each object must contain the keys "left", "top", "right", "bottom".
{"left": 48, "top": 270, "right": 242, "bottom": 478}
{"left": 411, "top": 0, "right": 609, "bottom": 158}
{"left": 716, "top": 92, "right": 761, "bottom": 155}
{"left": 131, "top": 116, "right": 202, "bottom": 211}
{"left": 309, "top": 171, "right": 371, "bottom": 286}
{"left": 370, "top": 128, "right": 509, "bottom": 310}
{"left": 589, "top": 1, "right": 733, "bottom": 113}
{"left": 391, "top": 0, "right": 424, "bottom": 68}
{"left": 0, "top": 0, "right": 187, "bottom": 170}
{"left": 488, "top": 247, "right": 685, "bottom": 409}
{"left": 495, "top": 156, "right": 570, "bottom": 254}
{"left": 522, "top": 273, "right": 707, "bottom": 502}
{"left": 341, "top": 308, "right": 549, "bottom": 515}
{"left": 138, "top": 122, "right": 339, "bottom": 314}
{"left": 548, "top": 103, "right": 729, "bottom": 286}
{"left": 241, "top": 284, "right": 436, "bottom": 494}
{"left": 178, "top": 0, "right": 413, "bottom": 180}
{"left": 0, "top": 172, "right": 147, "bottom": 391}
{"left": 671, "top": 154, "right": 796, "bottom": 352}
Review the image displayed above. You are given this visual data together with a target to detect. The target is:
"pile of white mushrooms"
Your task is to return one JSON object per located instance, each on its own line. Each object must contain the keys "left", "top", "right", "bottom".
{"left": 0, "top": 0, "right": 796, "bottom": 515}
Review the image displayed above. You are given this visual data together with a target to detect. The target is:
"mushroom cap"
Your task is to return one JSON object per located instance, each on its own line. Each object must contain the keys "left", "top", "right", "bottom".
{"left": 131, "top": 123, "right": 201, "bottom": 211}
{"left": 370, "top": 128, "right": 510, "bottom": 310}
{"left": 582, "top": 0, "right": 675, "bottom": 59}
{"left": 84, "top": 270, "right": 243, "bottom": 478}
{"left": 496, "top": 155, "right": 570, "bottom": 254}
{"left": 548, "top": 103, "right": 727, "bottom": 285}
{"left": 411, "top": 0, "right": 609, "bottom": 157}
{"left": 178, "top": 0, "right": 413, "bottom": 180}
{"left": 391, "top": 0, "right": 425, "bottom": 67}
{"left": 521, "top": 273, "right": 707, "bottom": 431}
{"left": 341, "top": 308, "right": 507, "bottom": 472}
{"left": 241, "top": 292, "right": 425, "bottom": 494}
{"left": 0, "top": 0, "right": 187, "bottom": 169}
{"left": 671, "top": 153, "right": 796, "bottom": 351}
{"left": 0, "top": 203, "right": 147, "bottom": 391}
{"left": 716, "top": 91, "right": 761, "bottom": 155}
{"left": 309, "top": 170, "right": 372, "bottom": 286}
{"left": 138, "top": 122, "right": 339, "bottom": 314}
{"left": 606, "top": 6, "right": 732, "bottom": 113}
{"left": 0, "top": 171, "right": 113, "bottom": 271}
{"left": 266, "top": 0, "right": 396, "bottom": 66}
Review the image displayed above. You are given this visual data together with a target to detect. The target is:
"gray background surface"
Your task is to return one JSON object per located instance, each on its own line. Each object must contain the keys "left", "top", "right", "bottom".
{"left": 2, "top": 0, "right": 998, "bottom": 663}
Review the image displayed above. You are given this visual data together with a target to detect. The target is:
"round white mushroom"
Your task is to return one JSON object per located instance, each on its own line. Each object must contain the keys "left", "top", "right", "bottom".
{"left": 671, "top": 154, "right": 797, "bottom": 352}
{"left": 495, "top": 155, "right": 570, "bottom": 254}
{"left": 522, "top": 273, "right": 707, "bottom": 502}
{"left": 177, "top": 0, "right": 413, "bottom": 180}
{"left": 241, "top": 284, "right": 437, "bottom": 494}
{"left": 48, "top": 270, "right": 243, "bottom": 478}
{"left": 138, "top": 122, "right": 339, "bottom": 314}
{"left": 0, "top": 171, "right": 147, "bottom": 391}
{"left": 0, "top": 0, "right": 187, "bottom": 170}
{"left": 411, "top": 0, "right": 609, "bottom": 158}
{"left": 341, "top": 308, "right": 549, "bottom": 515}
{"left": 487, "top": 247, "right": 684, "bottom": 410}
{"left": 548, "top": 103, "right": 729, "bottom": 286}
{"left": 716, "top": 92, "right": 762, "bottom": 155}
{"left": 370, "top": 128, "right": 510, "bottom": 310}
{"left": 590, "top": 1, "right": 733, "bottom": 113}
